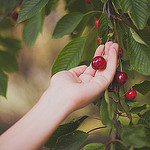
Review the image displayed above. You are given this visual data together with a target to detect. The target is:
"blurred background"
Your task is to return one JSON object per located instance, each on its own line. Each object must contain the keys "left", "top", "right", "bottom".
{"left": 0, "top": 0, "right": 149, "bottom": 149}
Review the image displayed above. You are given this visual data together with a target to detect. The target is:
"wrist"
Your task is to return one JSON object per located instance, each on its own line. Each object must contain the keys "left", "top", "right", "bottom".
{"left": 39, "top": 87, "right": 74, "bottom": 118}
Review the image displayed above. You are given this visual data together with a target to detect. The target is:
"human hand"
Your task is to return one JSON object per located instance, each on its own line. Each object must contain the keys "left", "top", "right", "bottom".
{"left": 49, "top": 42, "right": 118, "bottom": 111}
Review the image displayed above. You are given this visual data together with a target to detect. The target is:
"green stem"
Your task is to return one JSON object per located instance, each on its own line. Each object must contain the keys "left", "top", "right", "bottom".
{"left": 85, "top": 11, "right": 102, "bottom": 16}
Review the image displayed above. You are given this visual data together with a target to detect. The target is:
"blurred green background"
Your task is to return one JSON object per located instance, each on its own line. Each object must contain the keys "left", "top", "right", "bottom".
{"left": 0, "top": 0, "right": 149, "bottom": 149}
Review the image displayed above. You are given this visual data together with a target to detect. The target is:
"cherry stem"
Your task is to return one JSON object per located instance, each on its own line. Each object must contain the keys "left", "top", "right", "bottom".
{"left": 119, "top": 56, "right": 123, "bottom": 72}
{"left": 87, "top": 126, "right": 107, "bottom": 134}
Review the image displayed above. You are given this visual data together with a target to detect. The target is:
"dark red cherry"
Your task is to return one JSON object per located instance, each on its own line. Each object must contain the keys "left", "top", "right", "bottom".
{"left": 92, "top": 56, "right": 106, "bottom": 70}
{"left": 85, "top": 0, "right": 91, "bottom": 4}
{"left": 116, "top": 72, "right": 128, "bottom": 85}
{"left": 95, "top": 18, "right": 99, "bottom": 29}
{"left": 11, "top": 12, "right": 18, "bottom": 21}
{"left": 126, "top": 89, "right": 137, "bottom": 100}
{"left": 118, "top": 47, "right": 123, "bottom": 58}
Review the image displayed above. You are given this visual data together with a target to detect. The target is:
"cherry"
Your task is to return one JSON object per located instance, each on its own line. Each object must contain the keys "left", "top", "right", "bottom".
{"left": 97, "top": 37, "right": 101, "bottom": 45}
{"left": 118, "top": 47, "right": 123, "bottom": 58}
{"left": 92, "top": 56, "right": 106, "bottom": 70}
{"left": 85, "top": 0, "right": 91, "bottom": 4}
{"left": 95, "top": 18, "right": 99, "bottom": 29}
{"left": 11, "top": 12, "right": 18, "bottom": 21}
{"left": 126, "top": 89, "right": 137, "bottom": 100}
{"left": 115, "top": 72, "right": 128, "bottom": 86}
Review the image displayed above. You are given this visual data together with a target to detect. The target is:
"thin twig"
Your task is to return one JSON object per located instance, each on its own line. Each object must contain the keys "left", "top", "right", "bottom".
{"left": 0, "top": 0, "right": 23, "bottom": 23}
{"left": 87, "top": 126, "right": 107, "bottom": 134}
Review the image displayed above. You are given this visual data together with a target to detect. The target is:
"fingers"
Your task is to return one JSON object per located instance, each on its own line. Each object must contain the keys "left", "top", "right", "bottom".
{"left": 103, "top": 41, "right": 113, "bottom": 59}
{"left": 82, "top": 44, "right": 105, "bottom": 76}
{"left": 100, "top": 43, "right": 119, "bottom": 83}
{"left": 69, "top": 65, "right": 87, "bottom": 77}
{"left": 94, "top": 44, "right": 105, "bottom": 57}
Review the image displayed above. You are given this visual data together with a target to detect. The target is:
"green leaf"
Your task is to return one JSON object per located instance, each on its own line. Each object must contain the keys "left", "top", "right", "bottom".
{"left": 119, "top": 0, "right": 149, "bottom": 29}
{"left": 0, "top": 36, "right": 22, "bottom": 53}
{"left": 17, "top": 0, "right": 49, "bottom": 23}
{"left": 138, "top": 110, "right": 150, "bottom": 128}
{"left": 71, "top": 14, "right": 93, "bottom": 39}
{"left": 0, "top": 19, "right": 13, "bottom": 30}
{"left": 45, "top": 0, "right": 59, "bottom": 16}
{"left": 52, "top": 12, "right": 85, "bottom": 38}
{"left": 83, "top": 29, "right": 97, "bottom": 61}
{"left": 112, "top": 91, "right": 118, "bottom": 102}
{"left": 137, "top": 25, "right": 150, "bottom": 47}
{"left": 23, "top": 11, "right": 43, "bottom": 49}
{"left": 81, "top": 143, "right": 106, "bottom": 150}
{"left": 45, "top": 116, "right": 88, "bottom": 149}
{"left": 55, "top": 130, "right": 89, "bottom": 150}
{"left": 51, "top": 36, "right": 87, "bottom": 76}
{"left": 130, "top": 104, "right": 149, "bottom": 114}
{"left": 97, "top": 12, "right": 113, "bottom": 44}
{"left": 127, "top": 28, "right": 150, "bottom": 75}
{"left": 90, "top": 0, "right": 103, "bottom": 11}
{"left": 0, "top": 0, "right": 17, "bottom": 11}
{"left": 0, "top": 69, "right": 8, "bottom": 97}
{"left": 133, "top": 80, "right": 150, "bottom": 95}
{"left": 112, "top": 0, "right": 122, "bottom": 14}
{"left": 100, "top": 96, "right": 113, "bottom": 128}
{"left": 0, "top": 51, "right": 18, "bottom": 73}
{"left": 65, "top": 0, "right": 89, "bottom": 14}
{"left": 120, "top": 126, "right": 150, "bottom": 148}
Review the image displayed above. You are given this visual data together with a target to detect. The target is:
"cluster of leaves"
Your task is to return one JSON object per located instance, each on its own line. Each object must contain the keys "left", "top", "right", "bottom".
{"left": 0, "top": 0, "right": 150, "bottom": 149}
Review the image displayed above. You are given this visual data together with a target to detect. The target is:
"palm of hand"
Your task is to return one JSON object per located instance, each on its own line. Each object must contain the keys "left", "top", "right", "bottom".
{"left": 51, "top": 42, "right": 118, "bottom": 110}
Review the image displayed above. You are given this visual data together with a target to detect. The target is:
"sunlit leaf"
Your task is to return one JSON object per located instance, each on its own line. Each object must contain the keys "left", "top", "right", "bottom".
{"left": 133, "top": 80, "right": 150, "bottom": 95}
{"left": 119, "top": 0, "right": 149, "bottom": 29}
{"left": 17, "top": 0, "right": 49, "bottom": 23}
{"left": 81, "top": 143, "right": 106, "bottom": 150}
{"left": 51, "top": 36, "right": 87, "bottom": 76}
{"left": 23, "top": 11, "right": 42, "bottom": 49}
{"left": 52, "top": 12, "right": 85, "bottom": 38}
{"left": 130, "top": 104, "right": 149, "bottom": 114}
{"left": 127, "top": 28, "right": 150, "bottom": 75}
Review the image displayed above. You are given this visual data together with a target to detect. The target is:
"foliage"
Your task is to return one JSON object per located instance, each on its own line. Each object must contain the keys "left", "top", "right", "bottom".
{"left": 0, "top": 0, "right": 150, "bottom": 149}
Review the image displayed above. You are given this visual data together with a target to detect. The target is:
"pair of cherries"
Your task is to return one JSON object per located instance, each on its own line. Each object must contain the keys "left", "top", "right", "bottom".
{"left": 91, "top": 47, "right": 136, "bottom": 100}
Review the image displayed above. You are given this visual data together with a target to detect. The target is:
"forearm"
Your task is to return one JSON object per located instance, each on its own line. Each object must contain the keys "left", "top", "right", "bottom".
{"left": 0, "top": 88, "right": 73, "bottom": 150}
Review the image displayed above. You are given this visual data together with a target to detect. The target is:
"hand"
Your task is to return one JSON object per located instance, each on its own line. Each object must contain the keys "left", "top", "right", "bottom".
{"left": 49, "top": 42, "right": 118, "bottom": 111}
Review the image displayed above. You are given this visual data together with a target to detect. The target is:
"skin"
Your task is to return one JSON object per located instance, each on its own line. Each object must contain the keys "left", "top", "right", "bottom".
{"left": 0, "top": 42, "right": 118, "bottom": 150}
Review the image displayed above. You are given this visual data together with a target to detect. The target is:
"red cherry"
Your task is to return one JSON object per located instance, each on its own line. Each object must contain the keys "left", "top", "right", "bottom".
{"left": 97, "top": 37, "right": 101, "bottom": 45}
{"left": 95, "top": 18, "right": 99, "bottom": 29}
{"left": 126, "top": 89, "right": 137, "bottom": 100}
{"left": 85, "top": 0, "right": 91, "bottom": 4}
{"left": 116, "top": 72, "right": 128, "bottom": 86}
{"left": 92, "top": 56, "right": 106, "bottom": 70}
{"left": 11, "top": 12, "right": 18, "bottom": 21}
{"left": 118, "top": 47, "right": 123, "bottom": 58}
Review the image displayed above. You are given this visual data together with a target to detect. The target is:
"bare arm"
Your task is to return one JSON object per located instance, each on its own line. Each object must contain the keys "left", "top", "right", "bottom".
{"left": 0, "top": 42, "right": 118, "bottom": 150}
